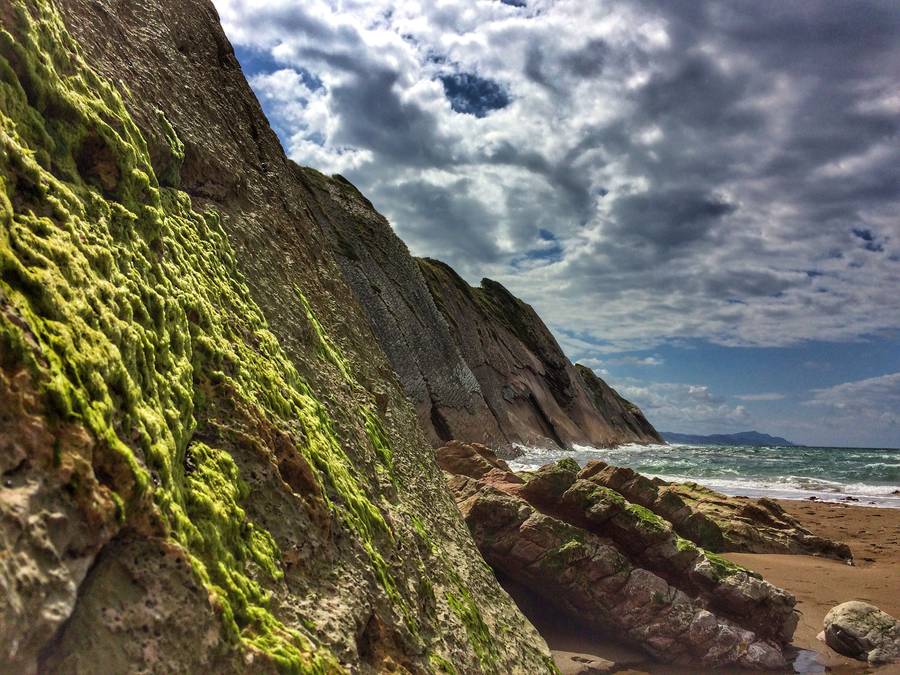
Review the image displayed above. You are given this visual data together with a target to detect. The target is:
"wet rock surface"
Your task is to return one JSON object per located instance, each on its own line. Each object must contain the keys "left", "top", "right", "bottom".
{"left": 439, "top": 443, "right": 796, "bottom": 669}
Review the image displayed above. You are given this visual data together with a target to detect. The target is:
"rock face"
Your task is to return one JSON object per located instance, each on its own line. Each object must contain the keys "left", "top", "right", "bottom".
{"left": 583, "top": 461, "right": 853, "bottom": 561}
{"left": 0, "top": 1, "right": 555, "bottom": 672}
{"left": 418, "top": 258, "right": 663, "bottom": 451}
{"left": 296, "top": 168, "right": 505, "bottom": 449}
{"left": 438, "top": 444, "right": 796, "bottom": 669}
{"left": 301, "top": 164, "right": 662, "bottom": 454}
{"left": 823, "top": 601, "right": 900, "bottom": 665}
{"left": 575, "top": 365, "right": 663, "bottom": 444}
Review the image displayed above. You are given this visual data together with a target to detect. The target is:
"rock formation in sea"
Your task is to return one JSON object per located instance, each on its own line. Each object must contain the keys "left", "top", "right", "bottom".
{"left": 418, "top": 258, "right": 663, "bottom": 451}
{"left": 0, "top": 1, "right": 553, "bottom": 671}
{"left": 583, "top": 462, "right": 853, "bottom": 561}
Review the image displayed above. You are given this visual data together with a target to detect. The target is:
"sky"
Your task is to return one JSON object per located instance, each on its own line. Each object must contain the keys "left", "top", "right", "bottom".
{"left": 213, "top": 0, "right": 900, "bottom": 448}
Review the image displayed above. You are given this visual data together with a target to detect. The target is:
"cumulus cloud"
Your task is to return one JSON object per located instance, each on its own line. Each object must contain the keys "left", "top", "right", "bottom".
{"left": 609, "top": 377, "right": 751, "bottom": 433}
{"left": 606, "top": 355, "right": 664, "bottom": 367}
{"left": 215, "top": 0, "right": 900, "bottom": 353}
{"left": 734, "top": 393, "right": 786, "bottom": 402}
{"left": 803, "top": 372, "right": 900, "bottom": 446}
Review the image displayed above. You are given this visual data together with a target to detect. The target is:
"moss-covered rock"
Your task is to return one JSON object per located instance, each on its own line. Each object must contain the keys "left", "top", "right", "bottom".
{"left": 449, "top": 477, "right": 788, "bottom": 670}
{"left": 0, "top": 1, "right": 554, "bottom": 672}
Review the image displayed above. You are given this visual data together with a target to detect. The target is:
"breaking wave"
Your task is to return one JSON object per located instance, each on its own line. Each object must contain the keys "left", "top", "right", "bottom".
{"left": 508, "top": 442, "right": 900, "bottom": 508}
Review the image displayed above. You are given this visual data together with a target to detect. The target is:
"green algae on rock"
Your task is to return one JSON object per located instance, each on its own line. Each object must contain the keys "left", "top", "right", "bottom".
{"left": 0, "top": 2, "right": 375, "bottom": 668}
{"left": 1, "top": 2, "right": 556, "bottom": 672}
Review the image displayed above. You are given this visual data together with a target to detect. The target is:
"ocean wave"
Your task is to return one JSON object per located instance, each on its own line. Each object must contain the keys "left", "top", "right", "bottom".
{"left": 509, "top": 443, "right": 900, "bottom": 507}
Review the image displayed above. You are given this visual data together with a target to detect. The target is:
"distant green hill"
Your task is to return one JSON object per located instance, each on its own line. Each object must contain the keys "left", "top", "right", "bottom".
{"left": 661, "top": 430, "right": 797, "bottom": 447}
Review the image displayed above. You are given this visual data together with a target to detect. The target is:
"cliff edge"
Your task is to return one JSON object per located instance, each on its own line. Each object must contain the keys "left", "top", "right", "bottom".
{"left": 299, "top": 165, "right": 661, "bottom": 453}
{"left": 419, "top": 258, "right": 662, "bottom": 450}
{"left": 0, "top": 1, "right": 553, "bottom": 672}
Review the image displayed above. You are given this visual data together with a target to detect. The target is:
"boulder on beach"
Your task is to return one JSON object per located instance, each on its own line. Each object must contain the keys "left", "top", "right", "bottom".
{"left": 823, "top": 601, "right": 900, "bottom": 664}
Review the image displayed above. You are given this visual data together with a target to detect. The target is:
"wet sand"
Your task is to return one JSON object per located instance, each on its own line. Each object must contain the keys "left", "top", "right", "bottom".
{"left": 501, "top": 499, "right": 900, "bottom": 674}
{"left": 722, "top": 499, "right": 900, "bottom": 674}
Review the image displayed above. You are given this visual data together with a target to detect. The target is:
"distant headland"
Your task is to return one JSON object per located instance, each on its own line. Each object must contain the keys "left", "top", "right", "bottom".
{"left": 661, "top": 430, "right": 797, "bottom": 447}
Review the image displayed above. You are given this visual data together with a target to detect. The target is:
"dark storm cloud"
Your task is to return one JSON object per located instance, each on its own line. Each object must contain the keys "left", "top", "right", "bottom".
{"left": 523, "top": 45, "right": 558, "bottom": 93}
{"left": 634, "top": 55, "right": 763, "bottom": 136}
{"left": 219, "top": 0, "right": 900, "bottom": 349}
{"left": 330, "top": 67, "right": 452, "bottom": 166}
{"left": 560, "top": 39, "right": 609, "bottom": 78}
{"left": 609, "top": 189, "right": 736, "bottom": 252}
{"left": 377, "top": 179, "right": 503, "bottom": 264}
{"left": 483, "top": 140, "right": 595, "bottom": 221}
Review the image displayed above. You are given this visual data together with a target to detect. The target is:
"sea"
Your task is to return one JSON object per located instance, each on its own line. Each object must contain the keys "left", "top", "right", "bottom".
{"left": 507, "top": 442, "right": 900, "bottom": 508}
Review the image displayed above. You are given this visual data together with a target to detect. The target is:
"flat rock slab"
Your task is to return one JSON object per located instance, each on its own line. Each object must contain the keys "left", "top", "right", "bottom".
{"left": 552, "top": 650, "right": 617, "bottom": 674}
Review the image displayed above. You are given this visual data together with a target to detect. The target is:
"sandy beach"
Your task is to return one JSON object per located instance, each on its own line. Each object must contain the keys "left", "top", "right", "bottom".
{"left": 724, "top": 499, "right": 900, "bottom": 674}
{"left": 502, "top": 498, "right": 900, "bottom": 674}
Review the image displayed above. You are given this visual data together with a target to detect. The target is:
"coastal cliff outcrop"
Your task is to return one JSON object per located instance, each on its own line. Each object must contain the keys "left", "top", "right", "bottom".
{"left": 418, "top": 258, "right": 663, "bottom": 451}
{"left": 296, "top": 168, "right": 506, "bottom": 449}
{"left": 437, "top": 443, "right": 794, "bottom": 669}
{"left": 0, "top": 1, "right": 554, "bottom": 672}
{"left": 301, "top": 164, "right": 661, "bottom": 453}
{"left": 575, "top": 364, "right": 663, "bottom": 445}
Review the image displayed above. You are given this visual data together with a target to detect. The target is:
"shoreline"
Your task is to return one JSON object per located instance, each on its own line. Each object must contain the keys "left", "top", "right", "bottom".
{"left": 508, "top": 443, "right": 900, "bottom": 510}
{"left": 723, "top": 499, "right": 900, "bottom": 674}
{"left": 505, "top": 499, "right": 900, "bottom": 674}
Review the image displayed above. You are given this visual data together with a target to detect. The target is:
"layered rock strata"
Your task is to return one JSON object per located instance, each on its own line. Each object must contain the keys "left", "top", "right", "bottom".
{"left": 583, "top": 462, "right": 853, "bottom": 561}
{"left": 418, "top": 258, "right": 662, "bottom": 451}
{"left": 575, "top": 364, "right": 663, "bottom": 444}
{"left": 300, "top": 163, "right": 662, "bottom": 453}
{"left": 0, "top": 1, "right": 555, "bottom": 672}
{"left": 295, "top": 168, "right": 505, "bottom": 449}
{"left": 438, "top": 444, "right": 793, "bottom": 669}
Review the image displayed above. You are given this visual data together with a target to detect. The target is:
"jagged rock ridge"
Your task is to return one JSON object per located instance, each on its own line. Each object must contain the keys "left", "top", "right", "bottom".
{"left": 418, "top": 258, "right": 663, "bottom": 450}
{"left": 437, "top": 443, "right": 798, "bottom": 669}
{"left": 0, "top": 1, "right": 554, "bottom": 672}
{"left": 585, "top": 463, "right": 853, "bottom": 560}
{"left": 302, "top": 170, "right": 661, "bottom": 453}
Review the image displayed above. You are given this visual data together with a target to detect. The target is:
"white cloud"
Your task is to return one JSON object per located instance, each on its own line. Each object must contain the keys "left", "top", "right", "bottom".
{"left": 805, "top": 372, "right": 900, "bottom": 428}
{"left": 609, "top": 377, "right": 751, "bottom": 434}
{"left": 607, "top": 355, "right": 664, "bottom": 367}
{"left": 734, "top": 392, "right": 786, "bottom": 401}
{"left": 214, "top": 0, "right": 900, "bottom": 355}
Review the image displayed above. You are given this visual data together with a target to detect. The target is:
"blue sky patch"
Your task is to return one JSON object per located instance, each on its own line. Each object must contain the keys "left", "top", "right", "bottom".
{"left": 440, "top": 72, "right": 510, "bottom": 118}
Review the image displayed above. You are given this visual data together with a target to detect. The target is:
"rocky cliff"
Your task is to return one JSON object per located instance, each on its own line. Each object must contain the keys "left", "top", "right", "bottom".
{"left": 302, "top": 167, "right": 661, "bottom": 453}
{"left": 575, "top": 364, "right": 663, "bottom": 444}
{"left": 0, "top": 1, "right": 555, "bottom": 672}
{"left": 419, "top": 258, "right": 663, "bottom": 450}
{"left": 296, "top": 168, "right": 505, "bottom": 449}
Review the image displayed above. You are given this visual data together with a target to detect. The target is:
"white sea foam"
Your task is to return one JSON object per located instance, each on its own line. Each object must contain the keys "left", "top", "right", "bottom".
{"left": 509, "top": 442, "right": 900, "bottom": 508}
